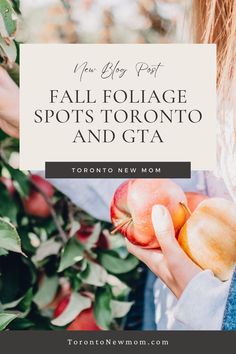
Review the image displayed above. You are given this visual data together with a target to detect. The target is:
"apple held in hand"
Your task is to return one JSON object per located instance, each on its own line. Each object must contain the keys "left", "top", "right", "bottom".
{"left": 110, "top": 179, "right": 187, "bottom": 248}
{"left": 24, "top": 175, "right": 54, "bottom": 218}
{"left": 185, "top": 192, "right": 208, "bottom": 213}
{"left": 178, "top": 198, "right": 236, "bottom": 280}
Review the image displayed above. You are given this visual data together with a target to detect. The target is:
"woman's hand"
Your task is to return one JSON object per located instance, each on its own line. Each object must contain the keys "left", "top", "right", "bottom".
{"left": 126, "top": 205, "right": 202, "bottom": 298}
{"left": 0, "top": 66, "right": 19, "bottom": 138}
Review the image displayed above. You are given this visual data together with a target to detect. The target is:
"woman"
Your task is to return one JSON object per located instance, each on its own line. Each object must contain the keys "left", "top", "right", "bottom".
{"left": 0, "top": 0, "right": 235, "bottom": 330}
{"left": 128, "top": 0, "right": 236, "bottom": 330}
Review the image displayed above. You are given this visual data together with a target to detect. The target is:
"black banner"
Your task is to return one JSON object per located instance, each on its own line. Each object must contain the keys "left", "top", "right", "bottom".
{"left": 0, "top": 330, "right": 234, "bottom": 354}
{"left": 45, "top": 162, "right": 191, "bottom": 179}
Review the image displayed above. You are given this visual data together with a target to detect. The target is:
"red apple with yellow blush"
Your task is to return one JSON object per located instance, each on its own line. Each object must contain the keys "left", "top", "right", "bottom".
{"left": 110, "top": 179, "right": 187, "bottom": 248}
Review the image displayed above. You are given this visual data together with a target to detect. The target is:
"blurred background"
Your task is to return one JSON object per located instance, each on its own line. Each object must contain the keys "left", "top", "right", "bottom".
{"left": 18, "top": 0, "right": 191, "bottom": 45}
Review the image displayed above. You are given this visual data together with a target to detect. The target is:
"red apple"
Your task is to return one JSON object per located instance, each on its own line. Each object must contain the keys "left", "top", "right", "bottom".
{"left": 110, "top": 179, "right": 187, "bottom": 248}
{"left": 47, "top": 280, "right": 71, "bottom": 311}
{"left": 31, "top": 175, "right": 54, "bottom": 197}
{"left": 97, "top": 232, "right": 110, "bottom": 249}
{"left": 53, "top": 295, "right": 70, "bottom": 318}
{"left": 24, "top": 175, "right": 54, "bottom": 218}
{"left": 67, "top": 308, "right": 100, "bottom": 331}
{"left": 76, "top": 225, "right": 94, "bottom": 243}
{"left": 53, "top": 297, "right": 100, "bottom": 331}
{"left": 185, "top": 192, "right": 208, "bottom": 213}
{"left": 76, "top": 225, "right": 110, "bottom": 249}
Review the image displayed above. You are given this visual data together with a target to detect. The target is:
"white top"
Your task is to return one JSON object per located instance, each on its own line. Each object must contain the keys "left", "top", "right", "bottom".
{"left": 154, "top": 270, "right": 231, "bottom": 330}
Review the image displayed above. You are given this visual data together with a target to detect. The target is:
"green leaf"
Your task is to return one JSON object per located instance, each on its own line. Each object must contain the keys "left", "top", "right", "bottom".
{"left": 0, "top": 34, "right": 17, "bottom": 62}
{"left": 0, "top": 248, "right": 8, "bottom": 256}
{"left": 58, "top": 237, "right": 84, "bottom": 272}
{"left": 94, "top": 286, "right": 112, "bottom": 329}
{"left": 106, "top": 274, "right": 130, "bottom": 297}
{"left": 0, "top": 130, "right": 8, "bottom": 141}
{"left": 6, "top": 61, "right": 19, "bottom": 85}
{"left": 33, "top": 275, "right": 58, "bottom": 309}
{"left": 17, "top": 227, "right": 35, "bottom": 254}
{"left": 63, "top": 268, "right": 82, "bottom": 292}
{"left": 51, "top": 292, "right": 91, "bottom": 327}
{"left": 84, "top": 223, "right": 101, "bottom": 250}
{"left": 3, "top": 288, "right": 33, "bottom": 313}
{"left": 0, "top": 182, "right": 18, "bottom": 223}
{"left": 69, "top": 220, "right": 80, "bottom": 236}
{"left": 17, "top": 288, "right": 33, "bottom": 313}
{"left": 0, "top": 312, "right": 18, "bottom": 330}
{"left": 8, "top": 318, "right": 34, "bottom": 330}
{"left": 61, "top": 0, "right": 71, "bottom": 11}
{"left": 108, "top": 232, "right": 126, "bottom": 249}
{"left": 32, "top": 238, "right": 62, "bottom": 263}
{"left": 6, "top": 165, "right": 29, "bottom": 197}
{"left": 0, "top": 217, "right": 22, "bottom": 254}
{"left": 2, "top": 295, "right": 22, "bottom": 310}
{"left": 99, "top": 252, "right": 139, "bottom": 274}
{"left": 111, "top": 300, "right": 133, "bottom": 318}
{"left": 11, "top": 1, "right": 21, "bottom": 15}
{"left": 0, "top": 253, "right": 36, "bottom": 304}
{"left": 81, "top": 261, "right": 107, "bottom": 287}
{"left": 0, "top": 0, "right": 17, "bottom": 39}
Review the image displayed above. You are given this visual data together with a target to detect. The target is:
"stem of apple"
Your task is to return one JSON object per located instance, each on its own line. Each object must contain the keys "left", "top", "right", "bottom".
{"left": 180, "top": 202, "right": 192, "bottom": 216}
{"left": 111, "top": 218, "right": 132, "bottom": 235}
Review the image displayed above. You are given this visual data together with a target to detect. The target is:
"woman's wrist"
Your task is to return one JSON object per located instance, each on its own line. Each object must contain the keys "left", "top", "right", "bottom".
{"left": 169, "top": 246, "right": 202, "bottom": 298}
{"left": 174, "top": 270, "right": 229, "bottom": 330}
{"left": 173, "top": 262, "right": 202, "bottom": 298}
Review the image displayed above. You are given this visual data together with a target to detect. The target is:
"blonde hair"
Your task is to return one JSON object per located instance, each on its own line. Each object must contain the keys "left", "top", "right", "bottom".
{"left": 193, "top": 0, "right": 236, "bottom": 200}
{"left": 193, "top": 0, "right": 236, "bottom": 97}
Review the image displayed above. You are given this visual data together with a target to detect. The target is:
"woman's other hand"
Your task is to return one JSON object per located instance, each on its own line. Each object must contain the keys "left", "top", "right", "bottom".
{"left": 126, "top": 205, "right": 202, "bottom": 298}
{"left": 0, "top": 66, "right": 19, "bottom": 138}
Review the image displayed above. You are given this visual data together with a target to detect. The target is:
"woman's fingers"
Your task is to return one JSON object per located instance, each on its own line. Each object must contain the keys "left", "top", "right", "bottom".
{"left": 125, "top": 239, "right": 165, "bottom": 273}
{"left": 126, "top": 239, "right": 161, "bottom": 264}
{"left": 126, "top": 205, "right": 202, "bottom": 298}
{"left": 151, "top": 204, "right": 202, "bottom": 297}
{"left": 126, "top": 238, "right": 180, "bottom": 296}
{"left": 125, "top": 239, "right": 173, "bottom": 281}
{"left": 151, "top": 204, "right": 199, "bottom": 265}
{"left": 151, "top": 205, "right": 179, "bottom": 255}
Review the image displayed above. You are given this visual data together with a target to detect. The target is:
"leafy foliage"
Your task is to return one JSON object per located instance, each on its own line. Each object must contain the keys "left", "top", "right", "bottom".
{"left": 0, "top": 1, "right": 140, "bottom": 331}
{"left": 0, "top": 0, "right": 18, "bottom": 65}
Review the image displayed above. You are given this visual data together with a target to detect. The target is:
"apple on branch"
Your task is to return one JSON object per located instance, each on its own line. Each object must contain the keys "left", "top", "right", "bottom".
{"left": 24, "top": 175, "right": 55, "bottom": 218}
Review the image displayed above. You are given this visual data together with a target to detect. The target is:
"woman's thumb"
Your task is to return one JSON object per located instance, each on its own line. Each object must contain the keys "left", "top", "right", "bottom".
{"left": 151, "top": 205, "right": 177, "bottom": 253}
